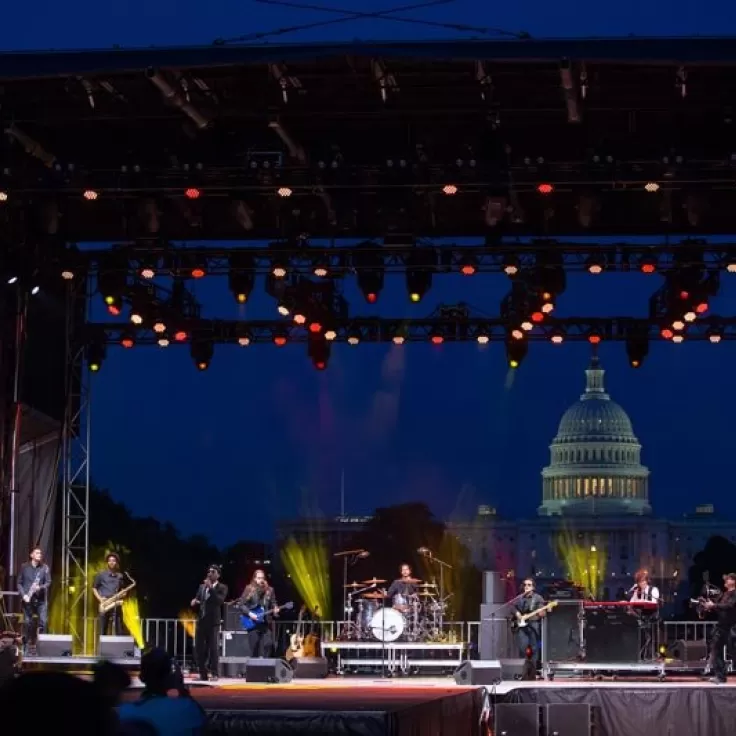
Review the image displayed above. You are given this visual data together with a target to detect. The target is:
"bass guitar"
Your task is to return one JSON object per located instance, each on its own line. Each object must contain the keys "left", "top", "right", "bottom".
{"left": 241, "top": 601, "right": 294, "bottom": 631}
{"left": 512, "top": 600, "right": 558, "bottom": 629}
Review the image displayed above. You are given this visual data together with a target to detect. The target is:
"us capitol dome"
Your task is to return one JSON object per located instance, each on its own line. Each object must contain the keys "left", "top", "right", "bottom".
{"left": 539, "top": 355, "right": 651, "bottom": 516}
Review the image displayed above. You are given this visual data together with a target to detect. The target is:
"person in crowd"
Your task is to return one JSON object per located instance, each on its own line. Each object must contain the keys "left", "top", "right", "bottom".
{"left": 117, "top": 647, "right": 207, "bottom": 735}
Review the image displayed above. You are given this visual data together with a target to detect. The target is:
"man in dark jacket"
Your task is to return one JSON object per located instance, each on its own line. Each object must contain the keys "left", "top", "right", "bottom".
{"left": 703, "top": 572, "right": 736, "bottom": 684}
{"left": 17, "top": 547, "right": 51, "bottom": 649}
{"left": 191, "top": 565, "right": 227, "bottom": 681}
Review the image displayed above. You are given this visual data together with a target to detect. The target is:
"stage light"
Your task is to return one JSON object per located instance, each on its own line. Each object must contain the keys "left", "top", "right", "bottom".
{"left": 506, "top": 339, "right": 528, "bottom": 368}
{"left": 308, "top": 334, "right": 330, "bottom": 370}
{"left": 406, "top": 252, "right": 433, "bottom": 303}
{"left": 313, "top": 260, "right": 329, "bottom": 278}
{"left": 129, "top": 303, "right": 144, "bottom": 325}
{"left": 442, "top": 184, "right": 458, "bottom": 195}
{"left": 61, "top": 268, "right": 75, "bottom": 281}
{"left": 273, "top": 334, "right": 288, "bottom": 346}
{"left": 347, "top": 330, "right": 360, "bottom": 345}
{"left": 83, "top": 189, "right": 99, "bottom": 201}
{"left": 86, "top": 339, "right": 106, "bottom": 372}
{"left": 430, "top": 331, "right": 444, "bottom": 345}
{"left": 228, "top": 254, "right": 255, "bottom": 302}
{"left": 520, "top": 320, "right": 533, "bottom": 332}
{"left": 476, "top": 332, "right": 490, "bottom": 345}
{"left": 356, "top": 247, "right": 385, "bottom": 303}
{"left": 277, "top": 302, "right": 290, "bottom": 316}
{"left": 107, "top": 299, "right": 122, "bottom": 316}
{"left": 184, "top": 187, "right": 201, "bottom": 200}
{"left": 139, "top": 260, "right": 156, "bottom": 279}
{"left": 190, "top": 338, "right": 213, "bottom": 370}
{"left": 586, "top": 256, "right": 604, "bottom": 274}
{"left": 174, "top": 329, "right": 188, "bottom": 342}
{"left": 531, "top": 311, "right": 544, "bottom": 323}
{"left": 272, "top": 262, "right": 287, "bottom": 279}
{"left": 640, "top": 258, "right": 657, "bottom": 274}
{"left": 459, "top": 255, "right": 477, "bottom": 276}
{"left": 152, "top": 318, "right": 166, "bottom": 333}
{"left": 157, "top": 336, "right": 170, "bottom": 348}
{"left": 237, "top": 335, "right": 251, "bottom": 346}
{"left": 308, "top": 321, "right": 322, "bottom": 333}
{"left": 392, "top": 335, "right": 405, "bottom": 345}
{"left": 277, "top": 187, "right": 293, "bottom": 198}
{"left": 537, "top": 183, "right": 554, "bottom": 194}
{"left": 660, "top": 327, "right": 674, "bottom": 339}
{"left": 695, "top": 301, "right": 709, "bottom": 314}
{"left": 626, "top": 336, "right": 649, "bottom": 368}
{"left": 293, "top": 312, "right": 307, "bottom": 325}
{"left": 511, "top": 327, "right": 525, "bottom": 340}
{"left": 6, "top": 275, "right": 17, "bottom": 285}
{"left": 708, "top": 329, "right": 722, "bottom": 343}
{"left": 644, "top": 182, "right": 660, "bottom": 192}
{"left": 324, "top": 329, "right": 337, "bottom": 341}
{"left": 550, "top": 332, "right": 564, "bottom": 344}
{"left": 121, "top": 334, "right": 135, "bottom": 349}
{"left": 588, "top": 333, "right": 602, "bottom": 345}
{"left": 683, "top": 311, "right": 696, "bottom": 323}
{"left": 503, "top": 259, "right": 519, "bottom": 277}
{"left": 190, "top": 256, "right": 207, "bottom": 279}
{"left": 98, "top": 268, "right": 127, "bottom": 307}
{"left": 672, "top": 319, "right": 685, "bottom": 331}
{"left": 727, "top": 261, "right": 736, "bottom": 274}
{"left": 30, "top": 285, "right": 40, "bottom": 295}
{"left": 0, "top": 190, "right": 7, "bottom": 202}
{"left": 672, "top": 334, "right": 684, "bottom": 344}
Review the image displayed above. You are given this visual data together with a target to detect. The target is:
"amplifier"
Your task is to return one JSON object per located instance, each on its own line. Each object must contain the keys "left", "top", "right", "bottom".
{"left": 545, "top": 603, "right": 582, "bottom": 662}
{"left": 222, "top": 631, "right": 251, "bottom": 658}
{"left": 224, "top": 606, "right": 242, "bottom": 631}
{"left": 584, "top": 610, "right": 639, "bottom": 663}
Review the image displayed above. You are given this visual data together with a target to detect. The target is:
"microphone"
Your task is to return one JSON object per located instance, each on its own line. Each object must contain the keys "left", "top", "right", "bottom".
{"left": 417, "top": 547, "right": 430, "bottom": 555}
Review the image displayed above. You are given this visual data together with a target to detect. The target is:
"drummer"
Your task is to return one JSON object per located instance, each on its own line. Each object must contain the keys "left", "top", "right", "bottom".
{"left": 386, "top": 564, "right": 419, "bottom": 612}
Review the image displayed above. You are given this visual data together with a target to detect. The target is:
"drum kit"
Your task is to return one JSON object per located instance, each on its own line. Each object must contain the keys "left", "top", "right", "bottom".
{"left": 342, "top": 577, "right": 452, "bottom": 643}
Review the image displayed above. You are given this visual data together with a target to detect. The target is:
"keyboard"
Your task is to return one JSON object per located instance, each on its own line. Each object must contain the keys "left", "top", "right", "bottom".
{"left": 583, "top": 601, "right": 658, "bottom": 610}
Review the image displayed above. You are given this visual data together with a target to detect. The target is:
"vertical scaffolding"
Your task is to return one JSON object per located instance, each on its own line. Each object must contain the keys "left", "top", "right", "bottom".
{"left": 60, "top": 279, "right": 91, "bottom": 651}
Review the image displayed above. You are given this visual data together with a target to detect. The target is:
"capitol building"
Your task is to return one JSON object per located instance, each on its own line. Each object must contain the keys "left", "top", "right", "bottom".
{"left": 451, "top": 355, "right": 736, "bottom": 603}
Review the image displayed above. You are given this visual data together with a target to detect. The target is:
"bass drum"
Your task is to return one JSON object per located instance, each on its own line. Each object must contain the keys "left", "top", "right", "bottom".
{"left": 370, "top": 607, "right": 405, "bottom": 642}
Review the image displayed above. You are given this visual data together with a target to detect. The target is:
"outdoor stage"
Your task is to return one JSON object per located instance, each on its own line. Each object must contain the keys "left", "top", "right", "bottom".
{"left": 120, "top": 675, "right": 736, "bottom": 736}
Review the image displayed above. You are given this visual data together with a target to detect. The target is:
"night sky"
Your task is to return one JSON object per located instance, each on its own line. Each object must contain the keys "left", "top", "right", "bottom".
{"left": 3, "top": 3, "right": 736, "bottom": 544}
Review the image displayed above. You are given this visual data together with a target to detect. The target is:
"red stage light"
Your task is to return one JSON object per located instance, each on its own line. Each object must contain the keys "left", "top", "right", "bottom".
{"left": 695, "top": 301, "right": 709, "bottom": 314}
{"left": 83, "top": 189, "right": 99, "bottom": 201}
{"left": 121, "top": 337, "right": 134, "bottom": 349}
{"left": 537, "top": 183, "right": 554, "bottom": 194}
{"left": 460, "top": 264, "right": 476, "bottom": 276}
{"left": 660, "top": 328, "right": 674, "bottom": 339}
{"left": 640, "top": 263, "right": 656, "bottom": 274}
{"left": 430, "top": 335, "right": 444, "bottom": 345}
{"left": 308, "top": 322, "right": 323, "bottom": 333}
{"left": 273, "top": 335, "right": 287, "bottom": 346}
{"left": 366, "top": 292, "right": 378, "bottom": 304}
{"left": 679, "top": 290, "right": 689, "bottom": 300}
{"left": 314, "top": 361, "right": 326, "bottom": 370}
{"left": 588, "top": 334, "right": 602, "bottom": 345}
{"left": 107, "top": 304, "right": 121, "bottom": 316}
{"left": 531, "top": 311, "right": 544, "bottom": 323}
{"left": 191, "top": 267, "right": 206, "bottom": 279}
{"left": 185, "top": 188, "right": 201, "bottom": 200}
{"left": 174, "top": 330, "right": 188, "bottom": 342}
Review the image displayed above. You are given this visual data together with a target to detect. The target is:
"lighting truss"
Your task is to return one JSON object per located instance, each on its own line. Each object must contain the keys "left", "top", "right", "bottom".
{"left": 91, "top": 316, "right": 736, "bottom": 345}
{"left": 76, "top": 240, "right": 736, "bottom": 276}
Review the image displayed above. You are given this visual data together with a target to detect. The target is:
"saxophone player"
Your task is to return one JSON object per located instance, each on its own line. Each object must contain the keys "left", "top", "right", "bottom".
{"left": 92, "top": 553, "right": 126, "bottom": 638}
{"left": 17, "top": 547, "right": 51, "bottom": 651}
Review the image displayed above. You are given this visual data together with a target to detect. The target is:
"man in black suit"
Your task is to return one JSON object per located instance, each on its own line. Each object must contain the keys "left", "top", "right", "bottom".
{"left": 191, "top": 565, "right": 227, "bottom": 681}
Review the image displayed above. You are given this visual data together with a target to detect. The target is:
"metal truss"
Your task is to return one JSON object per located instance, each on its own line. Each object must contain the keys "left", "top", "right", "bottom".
{"left": 61, "top": 281, "right": 91, "bottom": 652}
{"left": 81, "top": 240, "right": 736, "bottom": 275}
{"left": 92, "top": 315, "right": 736, "bottom": 345}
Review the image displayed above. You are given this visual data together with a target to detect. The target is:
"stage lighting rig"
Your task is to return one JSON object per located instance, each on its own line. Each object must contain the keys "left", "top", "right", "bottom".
{"left": 506, "top": 337, "right": 528, "bottom": 369}
{"left": 625, "top": 323, "right": 650, "bottom": 368}
{"left": 228, "top": 252, "right": 255, "bottom": 303}
{"left": 190, "top": 334, "right": 213, "bottom": 371}
{"left": 86, "top": 335, "right": 107, "bottom": 372}
{"left": 355, "top": 244, "right": 385, "bottom": 304}
{"left": 405, "top": 248, "right": 435, "bottom": 303}
{"left": 308, "top": 333, "right": 330, "bottom": 370}
{"left": 97, "top": 254, "right": 128, "bottom": 316}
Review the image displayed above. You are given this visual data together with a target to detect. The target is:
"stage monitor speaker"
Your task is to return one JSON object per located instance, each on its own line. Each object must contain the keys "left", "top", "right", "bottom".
{"left": 223, "top": 631, "right": 250, "bottom": 657}
{"left": 483, "top": 571, "right": 507, "bottom": 604}
{"left": 454, "top": 660, "right": 501, "bottom": 686}
{"left": 671, "top": 639, "right": 708, "bottom": 663}
{"left": 99, "top": 635, "right": 136, "bottom": 659}
{"left": 290, "top": 656, "right": 328, "bottom": 679}
{"left": 500, "top": 658, "right": 535, "bottom": 681}
{"left": 546, "top": 703, "right": 593, "bottom": 736}
{"left": 495, "top": 703, "right": 540, "bottom": 736}
{"left": 245, "top": 658, "right": 293, "bottom": 684}
{"left": 36, "top": 634, "right": 73, "bottom": 658}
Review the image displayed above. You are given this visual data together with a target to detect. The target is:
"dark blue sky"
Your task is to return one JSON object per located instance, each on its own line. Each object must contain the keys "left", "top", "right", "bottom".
{"left": 4, "top": 4, "right": 736, "bottom": 544}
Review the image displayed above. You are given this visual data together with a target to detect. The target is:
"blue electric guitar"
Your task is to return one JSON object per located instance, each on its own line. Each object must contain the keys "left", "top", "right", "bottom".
{"left": 241, "top": 601, "right": 294, "bottom": 631}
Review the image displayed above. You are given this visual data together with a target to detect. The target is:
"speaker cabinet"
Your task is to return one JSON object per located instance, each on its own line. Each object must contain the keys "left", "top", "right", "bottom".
{"left": 671, "top": 639, "right": 708, "bottom": 663}
{"left": 290, "top": 656, "right": 329, "bottom": 679}
{"left": 36, "top": 634, "right": 73, "bottom": 658}
{"left": 222, "top": 631, "right": 251, "bottom": 657}
{"left": 584, "top": 610, "right": 638, "bottom": 663}
{"left": 224, "top": 606, "right": 243, "bottom": 632}
{"left": 545, "top": 603, "right": 583, "bottom": 662}
{"left": 546, "top": 703, "right": 592, "bottom": 736}
{"left": 479, "top": 609, "right": 514, "bottom": 660}
{"left": 483, "top": 572, "right": 508, "bottom": 604}
{"left": 245, "top": 658, "right": 293, "bottom": 684}
{"left": 500, "top": 658, "right": 535, "bottom": 681}
{"left": 453, "top": 660, "right": 501, "bottom": 686}
{"left": 495, "top": 703, "right": 540, "bottom": 736}
{"left": 99, "top": 635, "right": 136, "bottom": 659}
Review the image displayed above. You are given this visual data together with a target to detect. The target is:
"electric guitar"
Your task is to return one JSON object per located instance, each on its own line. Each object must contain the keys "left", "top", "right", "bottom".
{"left": 241, "top": 601, "right": 294, "bottom": 631}
{"left": 285, "top": 605, "right": 306, "bottom": 661}
{"left": 512, "top": 600, "right": 558, "bottom": 629}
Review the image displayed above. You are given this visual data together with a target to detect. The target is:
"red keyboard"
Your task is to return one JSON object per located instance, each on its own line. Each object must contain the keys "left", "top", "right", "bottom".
{"left": 583, "top": 601, "right": 658, "bottom": 610}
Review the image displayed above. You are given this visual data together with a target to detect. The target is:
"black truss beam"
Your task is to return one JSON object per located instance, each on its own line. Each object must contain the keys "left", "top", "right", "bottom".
{"left": 91, "top": 316, "right": 734, "bottom": 346}
{"left": 74, "top": 241, "right": 736, "bottom": 275}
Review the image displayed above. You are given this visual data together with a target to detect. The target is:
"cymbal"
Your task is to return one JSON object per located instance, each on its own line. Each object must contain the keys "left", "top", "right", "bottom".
{"left": 403, "top": 578, "right": 422, "bottom": 584}
{"left": 418, "top": 591, "right": 436, "bottom": 597}
{"left": 361, "top": 578, "right": 387, "bottom": 585}
{"left": 418, "top": 582, "right": 437, "bottom": 588}
{"left": 362, "top": 592, "right": 388, "bottom": 599}
{"left": 344, "top": 582, "right": 362, "bottom": 588}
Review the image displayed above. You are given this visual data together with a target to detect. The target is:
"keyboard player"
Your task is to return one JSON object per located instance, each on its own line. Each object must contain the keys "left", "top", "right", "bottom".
{"left": 629, "top": 569, "right": 660, "bottom": 605}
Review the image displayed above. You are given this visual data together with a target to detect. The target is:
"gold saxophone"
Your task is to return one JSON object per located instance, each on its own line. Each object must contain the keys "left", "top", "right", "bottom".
{"left": 99, "top": 576, "right": 137, "bottom": 613}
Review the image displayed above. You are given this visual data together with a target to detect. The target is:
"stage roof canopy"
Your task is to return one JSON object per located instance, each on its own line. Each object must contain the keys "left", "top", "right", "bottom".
{"left": 1, "top": 36, "right": 736, "bottom": 240}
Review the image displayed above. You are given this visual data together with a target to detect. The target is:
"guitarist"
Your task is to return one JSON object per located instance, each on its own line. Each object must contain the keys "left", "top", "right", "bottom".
{"left": 513, "top": 578, "right": 546, "bottom": 673}
{"left": 191, "top": 565, "right": 228, "bottom": 681}
{"left": 700, "top": 573, "right": 736, "bottom": 684}
{"left": 237, "top": 569, "right": 279, "bottom": 658}
{"left": 92, "top": 553, "right": 125, "bottom": 638}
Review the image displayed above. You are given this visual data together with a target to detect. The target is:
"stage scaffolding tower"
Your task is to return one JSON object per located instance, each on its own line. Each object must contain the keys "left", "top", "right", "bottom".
{"left": 61, "top": 279, "right": 91, "bottom": 652}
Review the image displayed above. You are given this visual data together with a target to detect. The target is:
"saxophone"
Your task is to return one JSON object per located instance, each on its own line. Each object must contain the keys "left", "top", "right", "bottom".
{"left": 99, "top": 575, "right": 137, "bottom": 613}
{"left": 23, "top": 569, "right": 42, "bottom": 603}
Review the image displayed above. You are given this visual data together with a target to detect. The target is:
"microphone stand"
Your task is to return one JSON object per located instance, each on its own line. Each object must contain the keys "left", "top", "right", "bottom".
{"left": 421, "top": 551, "right": 453, "bottom": 632}
{"left": 483, "top": 593, "right": 525, "bottom": 660}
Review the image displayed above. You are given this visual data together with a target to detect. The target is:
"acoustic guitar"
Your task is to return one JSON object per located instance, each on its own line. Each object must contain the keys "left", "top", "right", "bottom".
{"left": 285, "top": 605, "right": 307, "bottom": 661}
{"left": 302, "top": 604, "right": 321, "bottom": 658}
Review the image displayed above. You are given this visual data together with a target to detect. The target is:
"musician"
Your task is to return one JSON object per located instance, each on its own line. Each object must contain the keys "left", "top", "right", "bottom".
{"left": 17, "top": 547, "right": 51, "bottom": 649}
{"left": 630, "top": 569, "right": 661, "bottom": 604}
{"left": 513, "top": 578, "right": 546, "bottom": 671}
{"left": 190, "top": 565, "right": 227, "bottom": 682}
{"left": 237, "top": 569, "right": 278, "bottom": 658}
{"left": 702, "top": 572, "right": 736, "bottom": 684}
{"left": 387, "top": 564, "right": 418, "bottom": 598}
{"left": 92, "top": 553, "right": 125, "bottom": 638}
